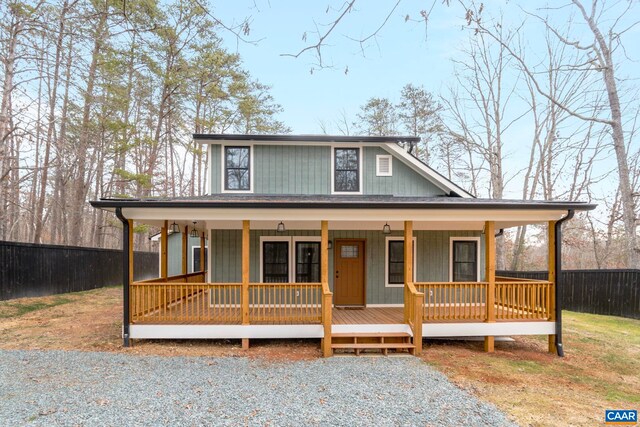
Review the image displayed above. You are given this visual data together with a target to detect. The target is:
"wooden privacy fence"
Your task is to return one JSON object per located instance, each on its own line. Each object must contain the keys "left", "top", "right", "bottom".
{"left": 498, "top": 269, "right": 640, "bottom": 320}
{"left": 0, "top": 240, "right": 158, "bottom": 300}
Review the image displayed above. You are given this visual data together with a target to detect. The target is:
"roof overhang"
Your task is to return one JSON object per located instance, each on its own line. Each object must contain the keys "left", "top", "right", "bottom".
{"left": 91, "top": 197, "right": 595, "bottom": 231}
{"left": 193, "top": 133, "right": 420, "bottom": 144}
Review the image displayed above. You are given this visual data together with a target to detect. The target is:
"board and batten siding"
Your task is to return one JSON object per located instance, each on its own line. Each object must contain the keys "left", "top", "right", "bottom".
{"left": 166, "top": 234, "right": 206, "bottom": 277}
{"left": 209, "top": 144, "right": 446, "bottom": 196}
{"left": 209, "top": 229, "right": 483, "bottom": 304}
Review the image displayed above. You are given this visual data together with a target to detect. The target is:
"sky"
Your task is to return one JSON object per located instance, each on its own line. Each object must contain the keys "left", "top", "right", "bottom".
{"left": 209, "top": 0, "right": 640, "bottom": 206}
{"left": 212, "top": 0, "right": 470, "bottom": 133}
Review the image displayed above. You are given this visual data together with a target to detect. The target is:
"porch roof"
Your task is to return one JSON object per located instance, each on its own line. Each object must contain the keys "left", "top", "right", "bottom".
{"left": 90, "top": 195, "right": 595, "bottom": 231}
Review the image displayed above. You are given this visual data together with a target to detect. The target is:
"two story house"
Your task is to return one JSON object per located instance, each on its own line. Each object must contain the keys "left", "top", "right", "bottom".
{"left": 91, "top": 134, "right": 595, "bottom": 357}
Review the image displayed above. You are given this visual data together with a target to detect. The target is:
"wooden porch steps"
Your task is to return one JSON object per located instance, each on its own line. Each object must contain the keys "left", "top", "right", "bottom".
{"left": 330, "top": 332, "right": 415, "bottom": 356}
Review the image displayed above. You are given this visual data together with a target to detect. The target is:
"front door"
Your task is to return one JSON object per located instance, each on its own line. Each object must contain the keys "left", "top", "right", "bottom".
{"left": 334, "top": 239, "right": 365, "bottom": 306}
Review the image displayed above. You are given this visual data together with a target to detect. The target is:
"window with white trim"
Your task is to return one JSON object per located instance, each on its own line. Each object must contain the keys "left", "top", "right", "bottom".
{"left": 224, "top": 146, "right": 251, "bottom": 191}
{"left": 385, "top": 236, "right": 416, "bottom": 287}
{"left": 260, "top": 237, "right": 321, "bottom": 283}
{"left": 334, "top": 147, "right": 360, "bottom": 192}
{"left": 449, "top": 238, "right": 480, "bottom": 282}
{"left": 376, "top": 154, "right": 392, "bottom": 176}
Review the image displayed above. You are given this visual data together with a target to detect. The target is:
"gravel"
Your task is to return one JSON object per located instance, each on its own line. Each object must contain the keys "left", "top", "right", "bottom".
{"left": 0, "top": 350, "right": 516, "bottom": 426}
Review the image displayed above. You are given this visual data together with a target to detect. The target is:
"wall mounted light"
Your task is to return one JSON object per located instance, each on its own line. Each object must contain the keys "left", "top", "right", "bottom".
{"left": 382, "top": 223, "right": 391, "bottom": 234}
{"left": 328, "top": 240, "right": 333, "bottom": 250}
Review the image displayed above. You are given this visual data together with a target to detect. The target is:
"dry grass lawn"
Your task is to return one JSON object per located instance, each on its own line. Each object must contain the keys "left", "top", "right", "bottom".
{"left": 1, "top": 286, "right": 638, "bottom": 426}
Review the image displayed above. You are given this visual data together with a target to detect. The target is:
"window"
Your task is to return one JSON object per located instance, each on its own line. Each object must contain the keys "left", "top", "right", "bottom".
{"left": 450, "top": 238, "right": 479, "bottom": 282}
{"left": 295, "top": 242, "right": 320, "bottom": 283}
{"left": 334, "top": 147, "right": 360, "bottom": 192}
{"left": 385, "top": 237, "right": 417, "bottom": 287}
{"left": 224, "top": 146, "right": 250, "bottom": 191}
{"left": 263, "top": 241, "right": 289, "bottom": 282}
{"left": 376, "top": 154, "right": 392, "bottom": 176}
{"left": 192, "top": 246, "right": 208, "bottom": 272}
{"left": 340, "top": 244, "right": 359, "bottom": 258}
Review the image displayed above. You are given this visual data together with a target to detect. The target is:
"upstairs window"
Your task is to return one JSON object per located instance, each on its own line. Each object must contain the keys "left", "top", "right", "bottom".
{"left": 224, "top": 146, "right": 250, "bottom": 191}
{"left": 334, "top": 147, "right": 360, "bottom": 192}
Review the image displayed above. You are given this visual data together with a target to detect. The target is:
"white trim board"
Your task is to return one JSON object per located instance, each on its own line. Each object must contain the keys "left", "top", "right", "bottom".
{"left": 221, "top": 144, "right": 254, "bottom": 194}
{"left": 330, "top": 144, "right": 364, "bottom": 195}
{"left": 381, "top": 142, "right": 474, "bottom": 198}
{"left": 130, "top": 324, "right": 324, "bottom": 339}
{"left": 423, "top": 322, "right": 555, "bottom": 337}
{"left": 385, "top": 236, "right": 417, "bottom": 288}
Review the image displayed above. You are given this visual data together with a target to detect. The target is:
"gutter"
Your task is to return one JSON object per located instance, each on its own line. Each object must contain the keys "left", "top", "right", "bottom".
{"left": 115, "top": 207, "right": 130, "bottom": 347}
{"left": 554, "top": 209, "right": 575, "bottom": 357}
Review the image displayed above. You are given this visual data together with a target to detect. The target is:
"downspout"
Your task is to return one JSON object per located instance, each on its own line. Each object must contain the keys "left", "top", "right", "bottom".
{"left": 115, "top": 207, "right": 130, "bottom": 347}
{"left": 554, "top": 209, "right": 574, "bottom": 357}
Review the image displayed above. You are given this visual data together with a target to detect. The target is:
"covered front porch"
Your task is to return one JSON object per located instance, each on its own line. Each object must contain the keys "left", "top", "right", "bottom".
{"left": 120, "top": 213, "right": 561, "bottom": 357}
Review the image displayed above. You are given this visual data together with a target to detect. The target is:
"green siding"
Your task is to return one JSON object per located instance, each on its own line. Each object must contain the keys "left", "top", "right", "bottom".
{"left": 209, "top": 144, "right": 221, "bottom": 193}
{"left": 167, "top": 234, "right": 207, "bottom": 277}
{"left": 208, "top": 144, "right": 446, "bottom": 196}
{"left": 208, "top": 229, "right": 483, "bottom": 304}
{"left": 362, "top": 147, "right": 444, "bottom": 196}
{"left": 254, "top": 145, "right": 331, "bottom": 194}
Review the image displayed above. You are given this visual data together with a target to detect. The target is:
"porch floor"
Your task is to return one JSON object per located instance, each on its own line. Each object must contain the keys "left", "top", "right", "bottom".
{"left": 332, "top": 307, "right": 403, "bottom": 324}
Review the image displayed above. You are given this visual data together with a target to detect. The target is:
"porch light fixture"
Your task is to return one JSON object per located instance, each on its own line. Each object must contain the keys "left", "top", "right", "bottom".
{"left": 382, "top": 223, "right": 391, "bottom": 234}
{"left": 170, "top": 222, "right": 180, "bottom": 234}
{"left": 276, "top": 221, "right": 286, "bottom": 233}
{"left": 190, "top": 221, "right": 199, "bottom": 238}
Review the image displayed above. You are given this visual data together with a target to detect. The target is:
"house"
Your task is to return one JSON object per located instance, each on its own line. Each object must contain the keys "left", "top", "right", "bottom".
{"left": 90, "top": 134, "right": 595, "bottom": 357}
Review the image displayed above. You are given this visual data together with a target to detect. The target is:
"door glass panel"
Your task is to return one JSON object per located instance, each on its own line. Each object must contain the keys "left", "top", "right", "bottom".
{"left": 295, "top": 242, "right": 320, "bottom": 283}
{"left": 340, "top": 245, "right": 359, "bottom": 258}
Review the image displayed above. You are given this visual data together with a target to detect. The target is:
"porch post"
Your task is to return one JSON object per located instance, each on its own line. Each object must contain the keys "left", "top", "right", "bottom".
{"left": 548, "top": 220, "right": 557, "bottom": 353}
{"left": 321, "top": 220, "right": 332, "bottom": 357}
{"left": 182, "top": 225, "right": 188, "bottom": 275}
{"left": 242, "top": 220, "right": 250, "bottom": 349}
{"left": 484, "top": 220, "right": 496, "bottom": 352}
{"left": 200, "top": 232, "right": 206, "bottom": 273}
{"left": 403, "top": 221, "right": 413, "bottom": 323}
{"left": 161, "top": 220, "right": 168, "bottom": 279}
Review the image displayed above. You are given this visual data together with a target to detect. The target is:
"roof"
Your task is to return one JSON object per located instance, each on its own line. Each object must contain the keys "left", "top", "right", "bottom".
{"left": 91, "top": 194, "right": 596, "bottom": 211}
{"left": 193, "top": 133, "right": 420, "bottom": 144}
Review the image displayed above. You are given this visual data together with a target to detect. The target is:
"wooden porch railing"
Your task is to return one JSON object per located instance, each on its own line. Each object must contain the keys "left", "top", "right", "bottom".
{"left": 414, "top": 278, "right": 554, "bottom": 322}
{"left": 415, "top": 282, "right": 489, "bottom": 321}
{"left": 404, "top": 282, "right": 424, "bottom": 355}
{"left": 495, "top": 280, "right": 554, "bottom": 320}
{"left": 130, "top": 278, "right": 326, "bottom": 325}
{"left": 249, "top": 283, "right": 322, "bottom": 323}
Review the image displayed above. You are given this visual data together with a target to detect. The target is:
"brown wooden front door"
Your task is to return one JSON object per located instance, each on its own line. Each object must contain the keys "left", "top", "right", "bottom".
{"left": 334, "top": 239, "right": 365, "bottom": 306}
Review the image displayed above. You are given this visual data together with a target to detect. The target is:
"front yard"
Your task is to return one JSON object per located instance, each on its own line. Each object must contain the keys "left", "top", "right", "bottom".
{"left": 1, "top": 286, "right": 638, "bottom": 426}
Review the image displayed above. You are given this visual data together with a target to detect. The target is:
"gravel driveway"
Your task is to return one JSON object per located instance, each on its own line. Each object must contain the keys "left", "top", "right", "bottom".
{"left": 0, "top": 350, "right": 516, "bottom": 426}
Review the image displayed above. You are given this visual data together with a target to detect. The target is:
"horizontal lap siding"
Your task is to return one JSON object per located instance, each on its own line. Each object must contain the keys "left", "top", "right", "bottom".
{"left": 209, "top": 229, "right": 484, "bottom": 305}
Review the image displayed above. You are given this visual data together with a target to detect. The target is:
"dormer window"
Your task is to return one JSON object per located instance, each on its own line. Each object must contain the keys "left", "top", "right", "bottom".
{"left": 333, "top": 147, "right": 361, "bottom": 193}
{"left": 224, "top": 146, "right": 251, "bottom": 191}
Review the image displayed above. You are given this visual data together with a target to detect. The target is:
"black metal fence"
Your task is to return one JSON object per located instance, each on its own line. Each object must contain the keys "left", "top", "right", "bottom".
{"left": 498, "top": 269, "right": 640, "bottom": 320}
{"left": 0, "top": 241, "right": 158, "bottom": 301}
